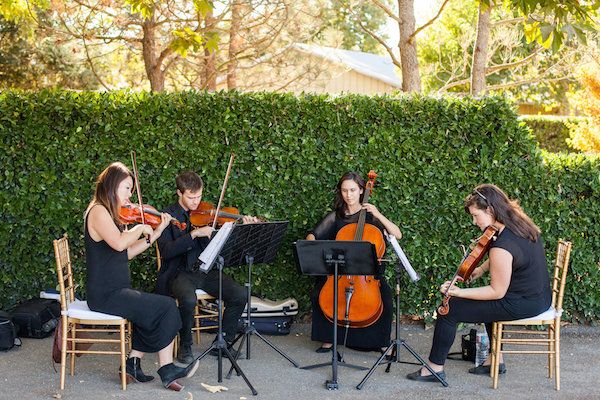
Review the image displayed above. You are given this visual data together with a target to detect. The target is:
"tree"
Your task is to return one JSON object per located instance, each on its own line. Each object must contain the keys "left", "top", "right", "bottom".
{"left": 0, "top": 15, "right": 97, "bottom": 89}
{"left": 418, "top": 1, "right": 589, "bottom": 113}
{"left": 470, "top": 0, "right": 599, "bottom": 94}
{"left": 568, "top": 60, "right": 600, "bottom": 153}
{"left": 318, "top": 0, "right": 389, "bottom": 53}
{"left": 51, "top": 0, "right": 213, "bottom": 92}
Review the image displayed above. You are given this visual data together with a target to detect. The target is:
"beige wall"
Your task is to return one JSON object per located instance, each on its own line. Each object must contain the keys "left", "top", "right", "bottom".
{"left": 216, "top": 52, "right": 399, "bottom": 95}
{"left": 310, "top": 69, "right": 397, "bottom": 95}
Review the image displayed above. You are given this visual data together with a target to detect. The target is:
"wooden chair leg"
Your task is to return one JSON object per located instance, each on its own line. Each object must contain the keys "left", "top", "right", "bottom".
{"left": 70, "top": 323, "right": 76, "bottom": 376}
{"left": 490, "top": 322, "right": 497, "bottom": 379}
{"left": 120, "top": 324, "right": 127, "bottom": 390}
{"left": 492, "top": 323, "right": 502, "bottom": 389}
{"left": 195, "top": 304, "right": 201, "bottom": 344}
{"left": 555, "top": 321, "right": 561, "bottom": 391}
{"left": 60, "top": 318, "right": 68, "bottom": 390}
{"left": 548, "top": 325, "right": 554, "bottom": 378}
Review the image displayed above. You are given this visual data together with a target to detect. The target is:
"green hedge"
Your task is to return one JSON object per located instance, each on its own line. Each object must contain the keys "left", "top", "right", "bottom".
{"left": 520, "top": 115, "right": 589, "bottom": 153}
{"left": 1, "top": 91, "right": 599, "bottom": 322}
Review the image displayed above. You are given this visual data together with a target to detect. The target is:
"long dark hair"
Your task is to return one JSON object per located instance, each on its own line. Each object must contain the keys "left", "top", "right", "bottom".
{"left": 334, "top": 172, "right": 365, "bottom": 218}
{"left": 85, "top": 162, "right": 134, "bottom": 227}
{"left": 464, "top": 184, "right": 541, "bottom": 242}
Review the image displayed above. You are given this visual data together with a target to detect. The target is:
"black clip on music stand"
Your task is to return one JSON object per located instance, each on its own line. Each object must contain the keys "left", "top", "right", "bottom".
{"left": 294, "top": 240, "right": 376, "bottom": 390}
{"left": 224, "top": 221, "right": 299, "bottom": 380}
{"left": 356, "top": 256, "right": 449, "bottom": 389}
{"left": 193, "top": 223, "right": 258, "bottom": 396}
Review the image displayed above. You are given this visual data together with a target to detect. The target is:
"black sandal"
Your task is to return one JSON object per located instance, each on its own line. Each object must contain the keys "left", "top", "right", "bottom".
{"left": 315, "top": 345, "right": 333, "bottom": 353}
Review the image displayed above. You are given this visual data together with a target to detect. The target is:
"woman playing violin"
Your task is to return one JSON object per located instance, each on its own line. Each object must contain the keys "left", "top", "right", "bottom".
{"left": 407, "top": 184, "right": 551, "bottom": 382}
{"left": 84, "top": 162, "right": 199, "bottom": 391}
{"left": 307, "top": 171, "right": 402, "bottom": 353}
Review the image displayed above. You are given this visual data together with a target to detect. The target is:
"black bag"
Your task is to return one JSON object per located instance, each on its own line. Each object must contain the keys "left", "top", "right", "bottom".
{"left": 447, "top": 328, "right": 477, "bottom": 362}
{"left": 12, "top": 298, "right": 61, "bottom": 339}
{"left": 0, "top": 311, "right": 21, "bottom": 351}
{"left": 243, "top": 316, "right": 293, "bottom": 335}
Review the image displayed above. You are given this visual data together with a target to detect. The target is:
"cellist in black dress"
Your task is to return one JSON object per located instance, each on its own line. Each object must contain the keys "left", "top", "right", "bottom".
{"left": 307, "top": 171, "right": 402, "bottom": 353}
{"left": 84, "top": 162, "right": 199, "bottom": 391}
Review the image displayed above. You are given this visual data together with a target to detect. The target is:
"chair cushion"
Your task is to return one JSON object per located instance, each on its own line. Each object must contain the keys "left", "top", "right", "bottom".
{"left": 64, "top": 300, "right": 125, "bottom": 321}
{"left": 509, "top": 306, "right": 561, "bottom": 324}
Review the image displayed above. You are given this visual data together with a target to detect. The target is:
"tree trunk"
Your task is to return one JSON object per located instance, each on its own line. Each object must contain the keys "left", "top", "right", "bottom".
{"left": 397, "top": 0, "right": 421, "bottom": 92}
{"left": 227, "top": 0, "right": 243, "bottom": 90}
{"left": 141, "top": 17, "right": 165, "bottom": 92}
{"left": 202, "top": 7, "right": 217, "bottom": 90}
{"left": 471, "top": 2, "right": 492, "bottom": 95}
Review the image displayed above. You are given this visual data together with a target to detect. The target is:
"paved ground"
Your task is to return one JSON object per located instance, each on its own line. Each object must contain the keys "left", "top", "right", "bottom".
{"left": 1, "top": 323, "right": 598, "bottom": 400}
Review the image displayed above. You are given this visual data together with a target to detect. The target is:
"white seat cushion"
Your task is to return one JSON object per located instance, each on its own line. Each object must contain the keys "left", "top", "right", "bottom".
{"left": 195, "top": 289, "right": 211, "bottom": 297}
{"left": 508, "top": 306, "right": 561, "bottom": 324}
{"left": 64, "top": 300, "right": 125, "bottom": 321}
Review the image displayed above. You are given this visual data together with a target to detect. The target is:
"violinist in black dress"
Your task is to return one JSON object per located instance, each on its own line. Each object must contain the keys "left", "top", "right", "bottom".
{"left": 84, "top": 162, "right": 199, "bottom": 391}
{"left": 407, "top": 184, "right": 552, "bottom": 382}
{"left": 307, "top": 172, "right": 403, "bottom": 353}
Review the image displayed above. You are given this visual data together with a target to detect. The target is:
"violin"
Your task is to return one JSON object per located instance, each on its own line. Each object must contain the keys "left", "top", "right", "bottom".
{"left": 437, "top": 225, "right": 499, "bottom": 316}
{"left": 189, "top": 201, "right": 242, "bottom": 227}
{"left": 120, "top": 203, "right": 187, "bottom": 231}
{"left": 318, "top": 170, "right": 385, "bottom": 328}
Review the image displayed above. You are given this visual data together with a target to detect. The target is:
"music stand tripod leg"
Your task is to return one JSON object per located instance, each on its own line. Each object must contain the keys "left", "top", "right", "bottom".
{"left": 226, "top": 255, "right": 299, "bottom": 379}
{"left": 194, "top": 256, "right": 258, "bottom": 395}
{"left": 356, "top": 261, "right": 449, "bottom": 390}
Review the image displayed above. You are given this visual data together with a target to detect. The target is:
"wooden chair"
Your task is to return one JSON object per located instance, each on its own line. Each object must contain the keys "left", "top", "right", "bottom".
{"left": 490, "top": 239, "right": 573, "bottom": 390}
{"left": 53, "top": 233, "right": 130, "bottom": 390}
{"left": 155, "top": 244, "right": 218, "bottom": 353}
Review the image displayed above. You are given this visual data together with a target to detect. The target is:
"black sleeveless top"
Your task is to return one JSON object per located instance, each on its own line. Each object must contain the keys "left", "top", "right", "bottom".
{"left": 84, "top": 209, "right": 131, "bottom": 309}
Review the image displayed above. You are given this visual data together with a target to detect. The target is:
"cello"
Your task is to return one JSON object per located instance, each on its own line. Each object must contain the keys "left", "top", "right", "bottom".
{"left": 318, "top": 170, "right": 385, "bottom": 328}
{"left": 437, "top": 224, "right": 499, "bottom": 316}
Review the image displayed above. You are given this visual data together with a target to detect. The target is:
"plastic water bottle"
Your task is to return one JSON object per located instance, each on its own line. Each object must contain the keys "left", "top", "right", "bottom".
{"left": 475, "top": 328, "right": 489, "bottom": 367}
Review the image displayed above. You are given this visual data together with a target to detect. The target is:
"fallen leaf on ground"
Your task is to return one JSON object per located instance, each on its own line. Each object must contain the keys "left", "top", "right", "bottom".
{"left": 201, "top": 382, "right": 228, "bottom": 393}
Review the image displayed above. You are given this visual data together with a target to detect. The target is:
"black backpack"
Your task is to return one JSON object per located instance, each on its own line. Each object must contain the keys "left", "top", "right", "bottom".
{"left": 0, "top": 311, "right": 21, "bottom": 351}
{"left": 12, "top": 298, "right": 61, "bottom": 339}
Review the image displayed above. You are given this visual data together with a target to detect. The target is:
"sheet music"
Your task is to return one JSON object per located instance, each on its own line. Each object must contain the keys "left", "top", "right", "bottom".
{"left": 385, "top": 232, "right": 420, "bottom": 282}
{"left": 197, "top": 222, "right": 235, "bottom": 272}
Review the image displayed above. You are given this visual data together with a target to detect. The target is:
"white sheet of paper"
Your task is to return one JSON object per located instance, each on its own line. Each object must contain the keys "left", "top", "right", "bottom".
{"left": 385, "top": 232, "right": 420, "bottom": 282}
{"left": 197, "top": 222, "right": 235, "bottom": 272}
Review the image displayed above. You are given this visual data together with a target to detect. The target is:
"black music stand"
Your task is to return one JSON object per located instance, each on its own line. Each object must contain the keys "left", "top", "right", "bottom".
{"left": 294, "top": 240, "right": 378, "bottom": 390}
{"left": 356, "top": 258, "right": 449, "bottom": 389}
{"left": 193, "top": 223, "right": 258, "bottom": 396}
{"left": 224, "top": 221, "right": 299, "bottom": 380}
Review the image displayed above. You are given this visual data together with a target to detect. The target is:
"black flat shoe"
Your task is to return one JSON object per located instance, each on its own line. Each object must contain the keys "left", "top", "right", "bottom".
{"left": 406, "top": 369, "right": 446, "bottom": 382}
{"left": 315, "top": 345, "right": 333, "bottom": 353}
{"left": 468, "top": 363, "right": 506, "bottom": 375}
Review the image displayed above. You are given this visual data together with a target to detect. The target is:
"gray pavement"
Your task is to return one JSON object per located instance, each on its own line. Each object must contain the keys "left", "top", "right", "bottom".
{"left": 1, "top": 323, "right": 599, "bottom": 400}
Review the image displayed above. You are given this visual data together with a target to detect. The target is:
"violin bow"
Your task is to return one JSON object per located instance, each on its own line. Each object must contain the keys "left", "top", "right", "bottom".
{"left": 211, "top": 153, "right": 235, "bottom": 230}
{"left": 130, "top": 151, "right": 150, "bottom": 243}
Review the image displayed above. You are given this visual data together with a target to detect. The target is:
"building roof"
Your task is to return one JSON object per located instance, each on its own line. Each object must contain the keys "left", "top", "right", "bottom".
{"left": 292, "top": 43, "right": 402, "bottom": 88}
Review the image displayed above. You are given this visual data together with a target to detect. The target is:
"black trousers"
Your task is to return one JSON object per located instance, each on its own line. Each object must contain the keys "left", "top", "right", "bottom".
{"left": 170, "top": 269, "right": 247, "bottom": 345}
{"left": 429, "top": 296, "right": 549, "bottom": 365}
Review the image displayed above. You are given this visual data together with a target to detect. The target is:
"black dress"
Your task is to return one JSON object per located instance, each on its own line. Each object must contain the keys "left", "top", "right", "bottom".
{"left": 85, "top": 213, "right": 181, "bottom": 353}
{"left": 310, "top": 211, "right": 393, "bottom": 350}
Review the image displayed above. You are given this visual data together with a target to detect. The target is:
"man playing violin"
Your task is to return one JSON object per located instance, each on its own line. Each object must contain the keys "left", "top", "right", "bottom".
{"left": 156, "top": 170, "right": 257, "bottom": 363}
